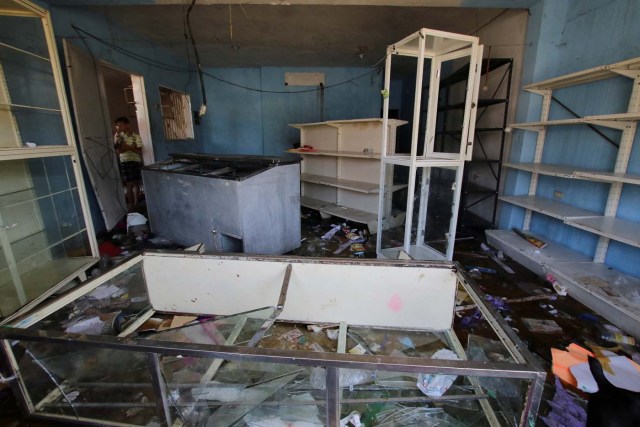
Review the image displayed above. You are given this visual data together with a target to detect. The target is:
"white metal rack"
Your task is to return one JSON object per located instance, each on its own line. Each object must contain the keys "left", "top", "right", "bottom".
{"left": 0, "top": 0, "right": 98, "bottom": 320}
{"left": 377, "top": 28, "right": 482, "bottom": 260}
{"left": 290, "top": 118, "right": 407, "bottom": 232}
{"left": 488, "top": 57, "right": 640, "bottom": 337}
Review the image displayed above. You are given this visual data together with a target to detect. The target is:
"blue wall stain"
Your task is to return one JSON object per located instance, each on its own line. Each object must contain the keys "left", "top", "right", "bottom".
{"left": 501, "top": 0, "right": 640, "bottom": 276}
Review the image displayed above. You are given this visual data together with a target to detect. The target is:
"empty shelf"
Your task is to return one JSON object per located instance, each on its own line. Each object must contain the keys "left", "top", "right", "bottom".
{"left": 566, "top": 216, "right": 640, "bottom": 248}
{"left": 486, "top": 229, "right": 640, "bottom": 338}
{"left": 573, "top": 170, "right": 640, "bottom": 185}
{"left": 300, "top": 196, "right": 334, "bottom": 211}
{"left": 499, "top": 195, "right": 598, "bottom": 220}
{"left": 511, "top": 114, "right": 640, "bottom": 130}
{"left": 504, "top": 163, "right": 577, "bottom": 178}
{"left": 523, "top": 57, "right": 640, "bottom": 91}
{"left": 320, "top": 204, "right": 377, "bottom": 224}
{"left": 301, "top": 173, "right": 379, "bottom": 193}
{"left": 289, "top": 149, "right": 381, "bottom": 159}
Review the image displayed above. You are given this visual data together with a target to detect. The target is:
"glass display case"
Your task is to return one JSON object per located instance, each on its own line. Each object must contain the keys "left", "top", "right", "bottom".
{"left": 1, "top": 252, "right": 545, "bottom": 426}
{"left": 0, "top": 0, "right": 98, "bottom": 319}
{"left": 377, "top": 29, "right": 482, "bottom": 260}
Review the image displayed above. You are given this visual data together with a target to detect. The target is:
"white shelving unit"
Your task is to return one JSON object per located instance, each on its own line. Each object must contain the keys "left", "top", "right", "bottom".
{"left": 488, "top": 57, "right": 640, "bottom": 337}
{"left": 290, "top": 118, "right": 407, "bottom": 232}
{"left": 377, "top": 28, "right": 482, "bottom": 261}
{"left": 0, "top": 0, "right": 98, "bottom": 321}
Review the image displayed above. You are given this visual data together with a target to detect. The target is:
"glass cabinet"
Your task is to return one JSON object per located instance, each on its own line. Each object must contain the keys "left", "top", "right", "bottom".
{"left": 0, "top": 0, "right": 98, "bottom": 318}
{"left": 1, "top": 252, "right": 545, "bottom": 426}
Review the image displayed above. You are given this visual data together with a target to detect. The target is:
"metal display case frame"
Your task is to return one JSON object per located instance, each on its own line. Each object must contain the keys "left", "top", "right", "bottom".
{"left": 377, "top": 29, "right": 482, "bottom": 261}
{"left": 1, "top": 251, "right": 545, "bottom": 426}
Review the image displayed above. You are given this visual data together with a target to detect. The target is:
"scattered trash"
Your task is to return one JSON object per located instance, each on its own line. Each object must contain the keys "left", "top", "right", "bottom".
{"left": 522, "top": 318, "right": 563, "bottom": 334}
{"left": 480, "top": 242, "right": 515, "bottom": 274}
{"left": 280, "top": 329, "right": 304, "bottom": 343}
{"left": 308, "top": 342, "right": 324, "bottom": 353}
{"left": 513, "top": 227, "right": 548, "bottom": 248}
{"left": 340, "top": 411, "right": 362, "bottom": 427}
{"left": 398, "top": 336, "right": 415, "bottom": 349}
{"left": 456, "top": 294, "right": 556, "bottom": 312}
{"left": 321, "top": 224, "right": 341, "bottom": 240}
{"left": 326, "top": 329, "right": 339, "bottom": 341}
{"left": 416, "top": 349, "right": 459, "bottom": 397}
{"left": 466, "top": 266, "right": 496, "bottom": 274}
{"left": 540, "top": 376, "right": 587, "bottom": 427}
{"left": 348, "top": 344, "right": 367, "bottom": 355}
{"left": 546, "top": 273, "right": 568, "bottom": 296}
{"left": 309, "top": 367, "right": 374, "bottom": 389}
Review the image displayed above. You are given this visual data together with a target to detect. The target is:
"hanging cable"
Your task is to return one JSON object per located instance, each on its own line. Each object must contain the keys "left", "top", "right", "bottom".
{"left": 71, "top": 25, "right": 385, "bottom": 95}
{"left": 186, "top": 0, "right": 208, "bottom": 116}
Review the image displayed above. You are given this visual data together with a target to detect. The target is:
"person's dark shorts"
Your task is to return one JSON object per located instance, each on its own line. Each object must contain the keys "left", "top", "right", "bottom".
{"left": 119, "top": 161, "right": 142, "bottom": 183}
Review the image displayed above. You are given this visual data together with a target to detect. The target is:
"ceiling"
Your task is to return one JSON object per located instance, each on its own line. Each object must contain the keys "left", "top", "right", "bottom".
{"left": 49, "top": 1, "right": 536, "bottom": 67}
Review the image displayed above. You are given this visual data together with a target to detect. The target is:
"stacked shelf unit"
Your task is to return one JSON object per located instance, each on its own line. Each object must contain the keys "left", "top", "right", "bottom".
{"left": 290, "top": 118, "right": 407, "bottom": 232}
{"left": 487, "top": 57, "right": 640, "bottom": 337}
{"left": 377, "top": 29, "right": 482, "bottom": 261}
{"left": 0, "top": 0, "right": 98, "bottom": 320}
{"left": 435, "top": 58, "right": 513, "bottom": 230}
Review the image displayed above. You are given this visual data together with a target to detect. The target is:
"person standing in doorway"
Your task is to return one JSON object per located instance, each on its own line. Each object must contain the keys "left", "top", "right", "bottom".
{"left": 113, "top": 116, "right": 143, "bottom": 210}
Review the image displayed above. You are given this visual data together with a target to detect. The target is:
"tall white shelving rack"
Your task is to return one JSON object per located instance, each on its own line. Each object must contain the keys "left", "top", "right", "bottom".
{"left": 377, "top": 29, "right": 482, "bottom": 260}
{"left": 487, "top": 57, "right": 640, "bottom": 338}
{"left": 290, "top": 118, "right": 407, "bottom": 232}
{"left": 0, "top": 0, "right": 98, "bottom": 320}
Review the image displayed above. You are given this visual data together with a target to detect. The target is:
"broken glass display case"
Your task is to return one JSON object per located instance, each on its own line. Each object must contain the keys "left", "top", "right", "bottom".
{"left": 0, "top": 0, "right": 99, "bottom": 319}
{"left": 0, "top": 252, "right": 545, "bottom": 426}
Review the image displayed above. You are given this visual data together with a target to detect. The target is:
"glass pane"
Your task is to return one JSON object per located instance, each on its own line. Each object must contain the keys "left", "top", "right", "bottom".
{"left": 0, "top": 14, "right": 49, "bottom": 59}
{"left": 11, "top": 340, "right": 157, "bottom": 425}
{"left": 31, "top": 262, "right": 148, "bottom": 335}
{"left": 0, "top": 14, "right": 68, "bottom": 148}
{"left": 0, "top": 158, "right": 93, "bottom": 317}
{"left": 160, "top": 355, "right": 323, "bottom": 426}
{"left": 434, "top": 56, "right": 475, "bottom": 157}
{"left": 387, "top": 54, "right": 427, "bottom": 158}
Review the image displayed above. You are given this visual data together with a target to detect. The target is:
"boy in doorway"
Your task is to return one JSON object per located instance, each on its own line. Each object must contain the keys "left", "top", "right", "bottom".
{"left": 113, "top": 116, "right": 143, "bottom": 210}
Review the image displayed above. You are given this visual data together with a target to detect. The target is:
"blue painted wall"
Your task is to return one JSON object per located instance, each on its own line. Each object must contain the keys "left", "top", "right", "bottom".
{"left": 198, "top": 66, "right": 383, "bottom": 156}
{"left": 500, "top": 0, "right": 640, "bottom": 276}
{"left": 41, "top": 5, "right": 207, "bottom": 233}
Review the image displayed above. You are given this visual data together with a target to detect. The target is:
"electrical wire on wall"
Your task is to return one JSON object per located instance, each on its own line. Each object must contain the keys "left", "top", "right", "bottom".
{"left": 186, "top": 0, "right": 207, "bottom": 116}
{"left": 71, "top": 25, "right": 385, "bottom": 96}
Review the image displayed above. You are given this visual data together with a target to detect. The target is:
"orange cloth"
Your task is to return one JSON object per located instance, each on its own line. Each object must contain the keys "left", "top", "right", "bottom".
{"left": 551, "top": 344, "right": 595, "bottom": 386}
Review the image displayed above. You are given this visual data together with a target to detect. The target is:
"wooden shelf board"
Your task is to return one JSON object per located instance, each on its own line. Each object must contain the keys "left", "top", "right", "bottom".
{"left": 511, "top": 113, "right": 640, "bottom": 130}
{"left": 320, "top": 204, "right": 377, "bottom": 224}
{"left": 573, "top": 170, "right": 640, "bottom": 185}
{"left": 547, "top": 261, "right": 640, "bottom": 333}
{"left": 565, "top": 216, "right": 640, "bottom": 248}
{"left": 301, "top": 173, "right": 379, "bottom": 193}
{"left": 300, "top": 196, "right": 334, "bottom": 211}
{"left": 499, "top": 195, "right": 598, "bottom": 220}
{"left": 504, "top": 163, "right": 577, "bottom": 178}
{"left": 289, "top": 149, "right": 381, "bottom": 159}
{"left": 523, "top": 57, "right": 640, "bottom": 91}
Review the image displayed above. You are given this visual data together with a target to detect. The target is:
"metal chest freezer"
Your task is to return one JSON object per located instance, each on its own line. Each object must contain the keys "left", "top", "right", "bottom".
{"left": 142, "top": 153, "right": 302, "bottom": 255}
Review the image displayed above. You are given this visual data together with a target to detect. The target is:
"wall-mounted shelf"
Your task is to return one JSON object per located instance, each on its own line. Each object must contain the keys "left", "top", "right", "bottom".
{"left": 489, "top": 56, "right": 640, "bottom": 338}
{"left": 498, "top": 195, "right": 598, "bottom": 221}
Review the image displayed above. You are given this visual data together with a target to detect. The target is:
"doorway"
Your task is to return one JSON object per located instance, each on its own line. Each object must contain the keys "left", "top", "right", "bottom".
{"left": 64, "top": 40, "right": 153, "bottom": 230}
